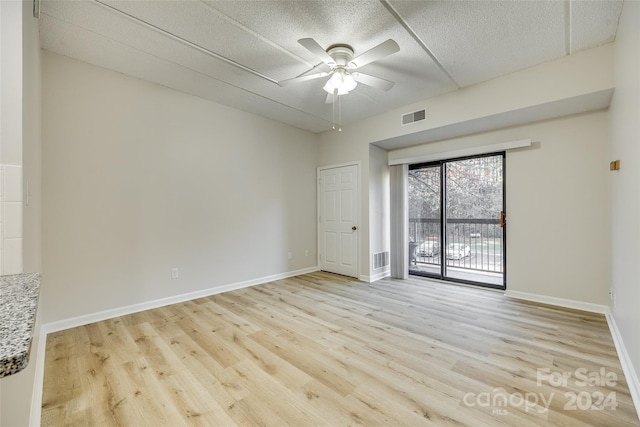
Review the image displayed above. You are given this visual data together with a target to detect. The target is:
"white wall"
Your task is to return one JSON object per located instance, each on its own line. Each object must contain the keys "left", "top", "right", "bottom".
{"left": 23, "top": 0, "right": 42, "bottom": 276}
{"left": 391, "top": 111, "right": 611, "bottom": 305}
{"left": 368, "top": 144, "right": 390, "bottom": 281}
{"left": 610, "top": 0, "right": 640, "bottom": 397}
{"left": 0, "top": 1, "right": 41, "bottom": 426}
{"left": 41, "top": 51, "right": 318, "bottom": 324}
{"left": 0, "top": 1, "right": 22, "bottom": 166}
{"left": 323, "top": 44, "right": 612, "bottom": 153}
{"left": 0, "top": 0, "right": 25, "bottom": 276}
{"left": 319, "top": 43, "right": 613, "bottom": 280}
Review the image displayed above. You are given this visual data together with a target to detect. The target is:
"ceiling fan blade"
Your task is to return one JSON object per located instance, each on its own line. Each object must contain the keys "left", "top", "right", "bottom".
{"left": 298, "top": 38, "right": 336, "bottom": 66}
{"left": 353, "top": 73, "right": 395, "bottom": 91}
{"left": 279, "top": 72, "right": 329, "bottom": 86}
{"left": 348, "top": 39, "right": 399, "bottom": 69}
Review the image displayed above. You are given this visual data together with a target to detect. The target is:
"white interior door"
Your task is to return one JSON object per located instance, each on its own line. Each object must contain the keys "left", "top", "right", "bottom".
{"left": 319, "top": 164, "right": 359, "bottom": 278}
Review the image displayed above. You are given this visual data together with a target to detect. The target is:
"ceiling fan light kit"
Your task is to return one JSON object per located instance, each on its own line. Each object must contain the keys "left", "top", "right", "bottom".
{"left": 281, "top": 38, "right": 400, "bottom": 130}
{"left": 323, "top": 69, "right": 358, "bottom": 95}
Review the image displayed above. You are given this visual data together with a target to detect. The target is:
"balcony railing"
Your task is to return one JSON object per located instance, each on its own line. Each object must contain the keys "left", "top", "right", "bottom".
{"left": 409, "top": 217, "right": 503, "bottom": 274}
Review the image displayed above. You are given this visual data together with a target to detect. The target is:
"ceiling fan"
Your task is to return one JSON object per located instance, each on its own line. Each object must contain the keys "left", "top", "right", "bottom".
{"left": 280, "top": 38, "right": 400, "bottom": 103}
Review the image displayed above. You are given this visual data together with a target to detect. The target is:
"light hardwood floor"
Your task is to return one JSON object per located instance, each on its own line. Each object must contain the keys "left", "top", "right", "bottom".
{"left": 42, "top": 272, "right": 639, "bottom": 426}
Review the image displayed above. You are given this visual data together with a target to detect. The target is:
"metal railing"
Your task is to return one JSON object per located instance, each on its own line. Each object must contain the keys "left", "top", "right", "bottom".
{"left": 409, "top": 218, "right": 503, "bottom": 273}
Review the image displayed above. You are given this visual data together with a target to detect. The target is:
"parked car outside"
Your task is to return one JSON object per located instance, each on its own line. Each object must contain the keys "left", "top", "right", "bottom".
{"left": 417, "top": 241, "right": 440, "bottom": 257}
{"left": 409, "top": 240, "right": 418, "bottom": 265}
{"left": 446, "top": 243, "right": 471, "bottom": 260}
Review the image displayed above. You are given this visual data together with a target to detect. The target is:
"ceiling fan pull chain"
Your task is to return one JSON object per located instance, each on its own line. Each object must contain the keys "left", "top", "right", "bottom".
{"left": 332, "top": 91, "right": 336, "bottom": 130}
{"left": 338, "top": 95, "right": 342, "bottom": 132}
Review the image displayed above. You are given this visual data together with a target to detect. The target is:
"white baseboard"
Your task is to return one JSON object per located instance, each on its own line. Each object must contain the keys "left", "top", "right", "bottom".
{"left": 29, "top": 265, "right": 319, "bottom": 426}
{"left": 504, "top": 290, "right": 609, "bottom": 314}
{"left": 505, "top": 290, "right": 639, "bottom": 419}
{"left": 40, "top": 266, "right": 319, "bottom": 335}
{"left": 360, "top": 269, "right": 390, "bottom": 283}
{"left": 605, "top": 312, "right": 640, "bottom": 420}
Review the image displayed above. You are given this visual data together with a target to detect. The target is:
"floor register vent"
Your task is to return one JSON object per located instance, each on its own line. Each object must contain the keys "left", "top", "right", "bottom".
{"left": 401, "top": 109, "right": 426, "bottom": 126}
{"left": 373, "top": 251, "right": 390, "bottom": 269}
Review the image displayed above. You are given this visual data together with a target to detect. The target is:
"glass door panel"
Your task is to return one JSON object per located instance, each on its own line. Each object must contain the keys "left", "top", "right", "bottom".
{"left": 444, "top": 155, "right": 504, "bottom": 287}
{"left": 408, "top": 165, "right": 442, "bottom": 277}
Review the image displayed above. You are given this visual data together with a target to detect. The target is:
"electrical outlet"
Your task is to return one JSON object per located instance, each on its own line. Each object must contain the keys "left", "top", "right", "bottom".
{"left": 171, "top": 268, "right": 179, "bottom": 279}
{"left": 287, "top": 252, "right": 293, "bottom": 260}
{"left": 305, "top": 249, "right": 309, "bottom": 257}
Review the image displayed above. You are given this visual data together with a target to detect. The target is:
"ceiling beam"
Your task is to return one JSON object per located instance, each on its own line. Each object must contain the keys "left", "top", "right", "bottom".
{"left": 379, "top": 0, "right": 460, "bottom": 89}
{"left": 93, "top": 0, "right": 280, "bottom": 85}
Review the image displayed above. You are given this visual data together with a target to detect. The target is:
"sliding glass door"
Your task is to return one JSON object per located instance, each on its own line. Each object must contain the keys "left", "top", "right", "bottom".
{"left": 408, "top": 153, "right": 505, "bottom": 289}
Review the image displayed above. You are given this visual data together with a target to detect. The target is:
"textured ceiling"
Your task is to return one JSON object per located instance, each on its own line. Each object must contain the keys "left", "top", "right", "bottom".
{"left": 39, "top": 0, "right": 623, "bottom": 133}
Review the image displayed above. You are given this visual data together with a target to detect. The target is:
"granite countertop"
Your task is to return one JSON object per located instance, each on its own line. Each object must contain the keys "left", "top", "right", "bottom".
{"left": 0, "top": 273, "right": 41, "bottom": 378}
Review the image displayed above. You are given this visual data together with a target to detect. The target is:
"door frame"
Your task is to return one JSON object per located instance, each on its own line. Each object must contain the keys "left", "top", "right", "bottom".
{"left": 317, "top": 161, "right": 361, "bottom": 279}
{"left": 408, "top": 152, "right": 506, "bottom": 290}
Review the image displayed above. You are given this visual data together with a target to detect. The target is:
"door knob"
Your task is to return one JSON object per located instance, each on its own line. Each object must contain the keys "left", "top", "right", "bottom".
{"left": 352, "top": 226, "right": 357, "bottom": 231}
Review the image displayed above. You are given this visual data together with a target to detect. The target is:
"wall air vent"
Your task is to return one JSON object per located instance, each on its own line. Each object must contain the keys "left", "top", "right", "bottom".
{"left": 401, "top": 109, "right": 426, "bottom": 126}
{"left": 373, "top": 251, "right": 389, "bottom": 270}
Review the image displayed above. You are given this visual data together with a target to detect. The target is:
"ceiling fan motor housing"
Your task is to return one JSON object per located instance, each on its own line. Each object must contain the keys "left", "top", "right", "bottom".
{"left": 326, "top": 44, "right": 355, "bottom": 67}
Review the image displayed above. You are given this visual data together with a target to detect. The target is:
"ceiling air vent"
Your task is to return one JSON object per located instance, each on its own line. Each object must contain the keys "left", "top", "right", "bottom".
{"left": 401, "top": 109, "right": 426, "bottom": 126}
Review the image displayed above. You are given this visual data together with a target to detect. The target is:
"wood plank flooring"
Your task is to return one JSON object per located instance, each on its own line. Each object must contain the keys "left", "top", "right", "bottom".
{"left": 41, "top": 272, "right": 639, "bottom": 426}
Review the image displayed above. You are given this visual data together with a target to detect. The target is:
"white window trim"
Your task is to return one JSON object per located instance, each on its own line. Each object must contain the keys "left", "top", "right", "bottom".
{"left": 388, "top": 139, "right": 531, "bottom": 166}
